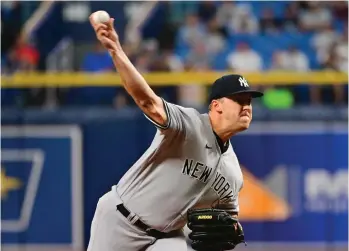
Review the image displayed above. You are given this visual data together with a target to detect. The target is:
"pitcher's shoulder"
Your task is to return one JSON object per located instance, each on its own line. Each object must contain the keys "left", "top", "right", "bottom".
{"left": 174, "top": 104, "right": 202, "bottom": 116}
{"left": 170, "top": 103, "right": 204, "bottom": 123}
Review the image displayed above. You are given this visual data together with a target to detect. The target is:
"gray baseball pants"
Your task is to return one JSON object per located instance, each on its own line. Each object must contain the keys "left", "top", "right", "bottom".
{"left": 87, "top": 186, "right": 194, "bottom": 251}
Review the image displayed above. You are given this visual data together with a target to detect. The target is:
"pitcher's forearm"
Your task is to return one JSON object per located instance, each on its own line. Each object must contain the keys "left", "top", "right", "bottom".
{"left": 109, "top": 46, "right": 166, "bottom": 126}
{"left": 110, "top": 47, "right": 157, "bottom": 106}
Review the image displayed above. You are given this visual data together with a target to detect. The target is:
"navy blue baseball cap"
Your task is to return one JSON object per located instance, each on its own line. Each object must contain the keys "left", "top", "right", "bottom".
{"left": 208, "top": 74, "right": 263, "bottom": 103}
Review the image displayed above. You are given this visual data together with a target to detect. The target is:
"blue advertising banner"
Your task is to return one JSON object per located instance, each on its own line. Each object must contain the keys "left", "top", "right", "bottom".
{"left": 1, "top": 126, "right": 83, "bottom": 250}
{"left": 231, "top": 122, "right": 348, "bottom": 244}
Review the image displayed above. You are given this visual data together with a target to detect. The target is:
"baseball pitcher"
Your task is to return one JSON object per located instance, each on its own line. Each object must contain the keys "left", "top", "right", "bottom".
{"left": 87, "top": 12, "right": 263, "bottom": 251}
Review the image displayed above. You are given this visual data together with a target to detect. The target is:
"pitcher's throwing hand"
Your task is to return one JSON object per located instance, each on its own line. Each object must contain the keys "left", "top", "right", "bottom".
{"left": 89, "top": 11, "right": 119, "bottom": 52}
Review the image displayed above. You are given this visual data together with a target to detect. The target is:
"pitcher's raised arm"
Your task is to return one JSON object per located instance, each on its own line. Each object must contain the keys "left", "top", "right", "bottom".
{"left": 89, "top": 12, "right": 167, "bottom": 128}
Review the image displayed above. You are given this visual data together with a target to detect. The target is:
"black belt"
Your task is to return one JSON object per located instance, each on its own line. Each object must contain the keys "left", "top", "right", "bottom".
{"left": 116, "top": 204, "right": 168, "bottom": 239}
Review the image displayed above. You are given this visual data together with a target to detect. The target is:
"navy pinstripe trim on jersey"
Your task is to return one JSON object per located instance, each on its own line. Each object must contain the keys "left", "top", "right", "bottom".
{"left": 143, "top": 99, "right": 171, "bottom": 130}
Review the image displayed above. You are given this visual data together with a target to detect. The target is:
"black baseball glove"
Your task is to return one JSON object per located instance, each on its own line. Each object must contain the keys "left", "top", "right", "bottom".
{"left": 187, "top": 208, "right": 246, "bottom": 251}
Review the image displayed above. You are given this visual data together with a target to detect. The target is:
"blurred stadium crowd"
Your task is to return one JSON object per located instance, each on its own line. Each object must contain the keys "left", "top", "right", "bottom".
{"left": 1, "top": 1, "right": 348, "bottom": 108}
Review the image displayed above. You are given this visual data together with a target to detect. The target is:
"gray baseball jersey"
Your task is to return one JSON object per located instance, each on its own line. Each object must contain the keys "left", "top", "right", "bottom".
{"left": 116, "top": 100, "right": 243, "bottom": 232}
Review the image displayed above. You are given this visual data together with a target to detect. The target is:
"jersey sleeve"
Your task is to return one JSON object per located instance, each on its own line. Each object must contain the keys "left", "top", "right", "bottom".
{"left": 216, "top": 195, "right": 239, "bottom": 214}
{"left": 143, "top": 99, "right": 198, "bottom": 134}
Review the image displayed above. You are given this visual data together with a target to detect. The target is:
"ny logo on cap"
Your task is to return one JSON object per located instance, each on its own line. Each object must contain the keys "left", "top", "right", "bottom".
{"left": 238, "top": 77, "right": 249, "bottom": 88}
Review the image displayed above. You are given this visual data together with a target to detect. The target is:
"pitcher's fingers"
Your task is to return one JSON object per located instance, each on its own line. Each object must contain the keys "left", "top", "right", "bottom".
{"left": 107, "top": 18, "right": 115, "bottom": 30}
{"left": 97, "top": 30, "right": 108, "bottom": 40}
{"left": 95, "top": 23, "right": 108, "bottom": 33}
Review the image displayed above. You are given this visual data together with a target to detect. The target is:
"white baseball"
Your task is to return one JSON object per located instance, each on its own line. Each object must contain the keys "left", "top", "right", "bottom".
{"left": 92, "top": 10, "right": 110, "bottom": 24}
